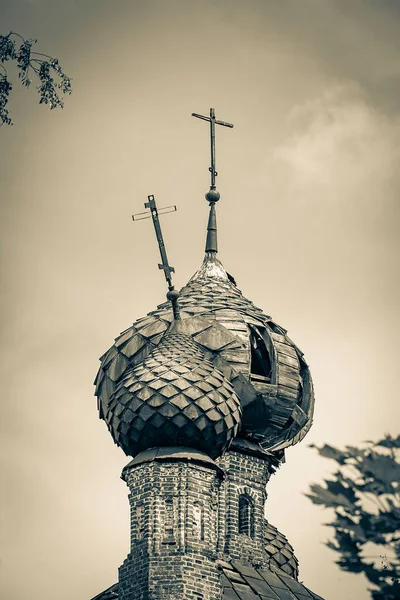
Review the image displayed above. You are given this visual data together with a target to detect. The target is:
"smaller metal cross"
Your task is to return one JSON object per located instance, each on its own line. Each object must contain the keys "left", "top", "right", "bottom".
{"left": 192, "top": 108, "right": 234, "bottom": 191}
{"left": 132, "top": 195, "right": 180, "bottom": 319}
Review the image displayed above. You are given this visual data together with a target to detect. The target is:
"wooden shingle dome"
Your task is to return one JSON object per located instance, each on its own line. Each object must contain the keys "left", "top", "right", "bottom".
{"left": 103, "top": 327, "right": 241, "bottom": 459}
{"left": 95, "top": 251, "right": 314, "bottom": 454}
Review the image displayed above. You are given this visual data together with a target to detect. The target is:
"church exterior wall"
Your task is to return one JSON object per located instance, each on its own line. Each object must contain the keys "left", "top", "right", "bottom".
{"left": 119, "top": 457, "right": 224, "bottom": 600}
{"left": 216, "top": 447, "right": 273, "bottom": 565}
{"left": 118, "top": 444, "right": 275, "bottom": 600}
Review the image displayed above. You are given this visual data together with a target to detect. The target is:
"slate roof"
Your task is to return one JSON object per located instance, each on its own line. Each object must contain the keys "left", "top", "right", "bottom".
{"left": 90, "top": 583, "right": 118, "bottom": 599}
{"left": 218, "top": 558, "right": 324, "bottom": 600}
{"left": 264, "top": 521, "right": 298, "bottom": 579}
{"left": 90, "top": 560, "right": 324, "bottom": 600}
{"left": 89, "top": 517, "right": 320, "bottom": 600}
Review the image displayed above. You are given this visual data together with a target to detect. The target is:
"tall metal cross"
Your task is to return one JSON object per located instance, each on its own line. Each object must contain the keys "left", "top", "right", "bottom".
{"left": 132, "top": 195, "right": 180, "bottom": 319}
{"left": 192, "top": 108, "right": 234, "bottom": 191}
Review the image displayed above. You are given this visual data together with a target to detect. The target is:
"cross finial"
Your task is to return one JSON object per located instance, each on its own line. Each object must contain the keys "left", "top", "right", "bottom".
{"left": 132, "top": 196, "right": 180, "bottom": 320}
{"left": 192, "top": 108, "right": 234, "bottom": 199}
{"left": 192, "top": 108, "right": 234, "bottom": 252}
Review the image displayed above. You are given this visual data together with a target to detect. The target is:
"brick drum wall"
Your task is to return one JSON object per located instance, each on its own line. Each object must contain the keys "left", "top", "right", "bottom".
{"left": 118, "top": 445, "right": 275, "bottom": 600}
{"left": 216, "top": 449, "right": 272, "bottom": 565}
{"left": 119, "top": 458, "right": 224, "bottom": 600}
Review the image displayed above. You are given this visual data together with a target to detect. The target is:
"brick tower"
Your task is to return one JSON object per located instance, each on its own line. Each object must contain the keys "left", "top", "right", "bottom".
{"left": 91, "top": 109, "right": 324, "bottom": 600}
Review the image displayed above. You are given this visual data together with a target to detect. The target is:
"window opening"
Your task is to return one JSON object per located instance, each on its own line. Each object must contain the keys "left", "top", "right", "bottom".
{"left": 227, "top": 272, "right": 237, "bottom": 286}
{"left": 238, "top": 494, "right": 255, "bottom": 538}
{"left": 250, "top": 327, "right": 271, "bottom": 380}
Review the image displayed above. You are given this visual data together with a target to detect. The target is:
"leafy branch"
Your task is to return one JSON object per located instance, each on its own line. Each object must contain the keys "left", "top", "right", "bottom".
{"left": 307, "top": 435, "right": 400, "bottom": 600}
{"left": 0, "top": 31, "right": 72, "bottom": 126}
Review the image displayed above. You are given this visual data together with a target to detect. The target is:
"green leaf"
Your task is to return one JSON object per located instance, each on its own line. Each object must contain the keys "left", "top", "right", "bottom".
{"left": 306, "top": 483, "right": 358, "bottom": 513}
{"left": 332, "top": 514, "right": 367, "bottom": 542}
{"left": 0, "top": 35, "right": 16, "bottom": 61}
{"left": 0, "top": 31, "right": 71, "bottom": 124}
{"left": 360, "top": 454, "right": 400, "bottom": 488}
{"left": 375, "top": 434, "right": 400, "bottom": 449}
{"left": 325, "top": 478, "right": 359, "bottom": 505}
{"left": 310, "top": 443, "right": 347, "bottom": 464}
{"left": 308, "top": 435, "right": 400, "bottom": 597}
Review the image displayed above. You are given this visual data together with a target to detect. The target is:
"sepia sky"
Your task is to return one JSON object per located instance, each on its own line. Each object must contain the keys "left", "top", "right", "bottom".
{"left": 1, "top": 1, "right": 399, "bottom": 599}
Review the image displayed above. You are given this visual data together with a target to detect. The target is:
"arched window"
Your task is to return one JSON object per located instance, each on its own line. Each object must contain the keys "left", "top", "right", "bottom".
{"left": 238, "top": 494, "right": 255, "bottom": 538}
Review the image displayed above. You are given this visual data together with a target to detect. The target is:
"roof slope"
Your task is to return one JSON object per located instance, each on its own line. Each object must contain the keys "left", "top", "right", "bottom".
{"left": 90, "top": 561, "right": 324, "bottom": 600}
{"left": 264, "top": 521, "right": 299, "bottom": 579}
{"left": 90, "top": 583, "right": 118, "bottom": 600}
{"left": 218, "top": 558, "right": 324, "bottom": 600}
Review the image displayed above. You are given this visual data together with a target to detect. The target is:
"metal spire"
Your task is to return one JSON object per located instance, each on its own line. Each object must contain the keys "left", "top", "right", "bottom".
{"left": 132, "top": 195, "right": 180, "bottom": 320}
{"left": 192, "top": 108, "right": 234, "bottom": 253}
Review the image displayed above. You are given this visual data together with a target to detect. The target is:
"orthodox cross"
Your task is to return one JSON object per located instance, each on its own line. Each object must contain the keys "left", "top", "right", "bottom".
{"left": 192, "top": 108, "right": 234, "bottom": 253}
{"left": 132, "top": 196, "right": 180, "bottom": 320}
{"left": 192, "top": 108, "right": 234, "bottom": 193}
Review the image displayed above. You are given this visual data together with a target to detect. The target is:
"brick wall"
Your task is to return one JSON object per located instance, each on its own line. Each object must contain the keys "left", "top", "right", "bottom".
{"left": 216, "top": 445, "right": 273, "bottom": 565}
{"left": 118, "top": 444, "right": 277, "bottom": 599}
{"left": 119, "top": 456, "right": 224, "bottom": 600}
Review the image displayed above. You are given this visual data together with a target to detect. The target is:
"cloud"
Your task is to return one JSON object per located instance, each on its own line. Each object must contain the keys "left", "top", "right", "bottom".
{"left": 271, "top": 83, "right": 400, "bottom": 203}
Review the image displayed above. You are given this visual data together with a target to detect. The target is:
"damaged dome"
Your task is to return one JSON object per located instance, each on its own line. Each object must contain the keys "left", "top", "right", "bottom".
{"left": 95, "top": 251, "right": 314, "bottom": 455}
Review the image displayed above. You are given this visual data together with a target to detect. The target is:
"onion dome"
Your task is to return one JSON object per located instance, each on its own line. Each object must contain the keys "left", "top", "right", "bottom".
{"left": 102, "top": 323, "right": 241, "bottom": 459}
{"left": 264, "top": 520, "right": 299, "bottom": 579}
{"left": 95, "top": 251, "right": 314, "bottom": 453}
{"left": 94, "top": 108, "right": 314, "bottom": 455}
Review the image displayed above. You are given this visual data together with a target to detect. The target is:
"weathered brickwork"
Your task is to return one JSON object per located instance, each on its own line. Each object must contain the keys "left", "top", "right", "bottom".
{"left": 119, "top": 552, "right": 222, "bottom": 600}
{"left": 119, "top": 456, "right": 224, "bottom": 600}
{"left": 118, "top": 444, "right": 277, "bottom": 599}
{"left": 216, "top": 447, "right": 273, "bottom": 565}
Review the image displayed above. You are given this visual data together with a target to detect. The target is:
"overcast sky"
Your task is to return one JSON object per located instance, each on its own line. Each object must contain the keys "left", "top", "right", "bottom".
{"left": 1, "top": 1, "right": 399, "bottom": 599}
